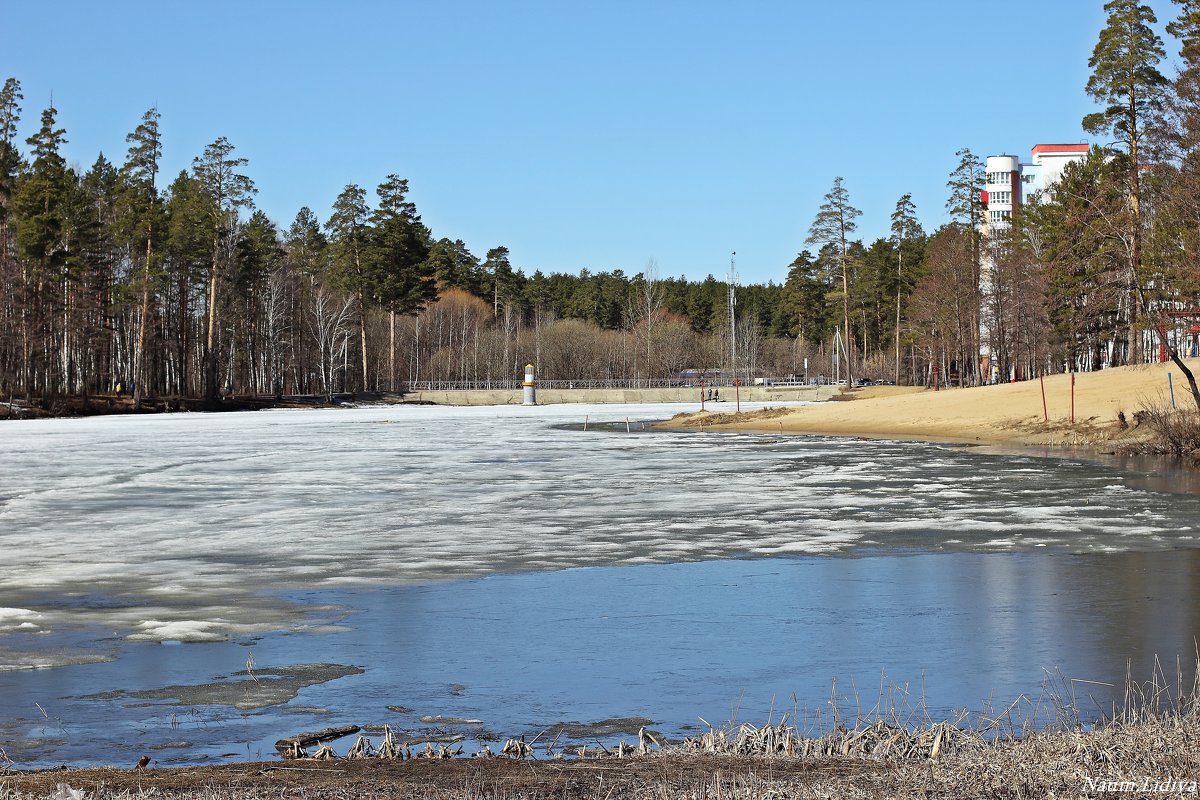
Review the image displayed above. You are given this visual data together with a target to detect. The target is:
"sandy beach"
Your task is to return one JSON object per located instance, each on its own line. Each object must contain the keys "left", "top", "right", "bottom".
{"left": 661, "top": 359, "right": 1200, "bottom": 449}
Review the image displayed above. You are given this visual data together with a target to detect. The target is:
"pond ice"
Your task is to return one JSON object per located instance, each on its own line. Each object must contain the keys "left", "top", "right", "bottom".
{"left": 1, "top": 401, "right": 1198, "bottom": 656}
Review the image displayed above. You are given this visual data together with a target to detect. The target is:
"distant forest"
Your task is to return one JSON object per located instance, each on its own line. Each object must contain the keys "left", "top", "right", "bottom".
{"left": 4, "top": 0, "right": 1200, "bottom": 405}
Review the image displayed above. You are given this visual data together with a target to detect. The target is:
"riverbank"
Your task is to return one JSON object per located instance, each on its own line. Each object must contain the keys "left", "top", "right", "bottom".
{"left": 659, "top": 359, "right": 1200, "bottom": 450}
{"left": 4, "top": 711, "right": 1196, "bottom": 799}
{"left": 0, "top": 392, "right": 420, "bottom": 420}
{"left": 0, "top": 385, "right": 830, "bottom": 419}
{"left": 406, "top": 384, "right": 838, "bottom": 406}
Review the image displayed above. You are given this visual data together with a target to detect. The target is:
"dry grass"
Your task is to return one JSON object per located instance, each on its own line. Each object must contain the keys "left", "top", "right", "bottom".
{"left": 1137, "top": 404, "right": 1200, "bottom": 456}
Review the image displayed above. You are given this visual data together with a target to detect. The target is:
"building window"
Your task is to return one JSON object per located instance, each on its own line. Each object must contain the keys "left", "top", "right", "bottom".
{"left": 989, "top": 210, "right": 1012, "bottom": 224}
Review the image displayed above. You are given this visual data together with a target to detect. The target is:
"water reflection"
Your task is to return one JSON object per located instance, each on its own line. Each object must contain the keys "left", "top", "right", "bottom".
{"left": 4, "top": 550, "right": 1198, "bottom": 766}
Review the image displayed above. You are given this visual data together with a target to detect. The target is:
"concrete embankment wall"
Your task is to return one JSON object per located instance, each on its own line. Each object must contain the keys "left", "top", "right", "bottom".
{"left": 408, "top": 386, "right": 840, "bottom": 406}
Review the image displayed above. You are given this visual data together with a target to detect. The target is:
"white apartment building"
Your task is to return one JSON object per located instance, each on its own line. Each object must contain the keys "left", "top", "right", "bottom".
{"left": 979, "top": 144, "right": 1088, "bottom": 379}
{"left": 982, "top": 143, "right": 1089, "bottom": 230}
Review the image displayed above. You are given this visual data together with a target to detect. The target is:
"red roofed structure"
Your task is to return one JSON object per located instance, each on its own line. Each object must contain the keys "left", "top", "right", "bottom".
{"left": 1030, "top": 143, "right": 1090, "bottom": 157}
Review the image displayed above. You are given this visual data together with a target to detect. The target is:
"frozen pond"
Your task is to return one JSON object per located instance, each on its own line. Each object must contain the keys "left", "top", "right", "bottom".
{"left": 2, "top": 402, "right": 1199, "bottom": 765}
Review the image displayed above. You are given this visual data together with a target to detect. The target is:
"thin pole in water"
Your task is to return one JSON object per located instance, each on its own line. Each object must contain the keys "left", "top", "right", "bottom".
{"left": 1169, "top": 372, "right": 1177, "bottom": 409}
{"left": 625, "top": 417, "right": 630, "bottom": 433}
{"left": 584, "top": 415, "right": 588, "bottom": 430}
{"left": 1040, "top": 375, "right": 1048, "bottom": 422}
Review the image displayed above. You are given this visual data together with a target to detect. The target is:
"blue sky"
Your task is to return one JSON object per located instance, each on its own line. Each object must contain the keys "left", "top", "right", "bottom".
{"left": 0, "top": 0, "right": 1182, "bottom": 284}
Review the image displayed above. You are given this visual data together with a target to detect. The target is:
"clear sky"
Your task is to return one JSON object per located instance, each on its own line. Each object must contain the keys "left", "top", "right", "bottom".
{"left": 0, "top": 0, "right": 1183, "bottom": 285}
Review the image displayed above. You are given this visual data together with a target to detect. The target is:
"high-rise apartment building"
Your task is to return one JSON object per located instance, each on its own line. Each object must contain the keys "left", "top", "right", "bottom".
{"left": 982, "top": 143, "right": 1089, "bottom": 230}
{"left": 979, "top": 144, "right": 1088, "bottom": 380}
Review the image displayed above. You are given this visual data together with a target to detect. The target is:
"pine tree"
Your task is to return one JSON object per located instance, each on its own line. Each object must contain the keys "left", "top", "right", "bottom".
{"left": 13, "top": 105, "right": 70, "bottom": 397}
{"left": 426, "top": 238, "right": 480, "bottom": 292}
{"left": 192, "top": 137, "right": 256, "bottom": 403}
{"left": 805, "top": 176, "right": 860, "bottom": 384}
{"left": 0, "top": 78, "right": 22, "bottom": 228}
{"left": 1083, "top": 0, "right": 1167, "bottom": 364}
{"left": 325, "top": 183, "right": 371, "bottom": 390}
{"left": 122, "top": 107, "right": 162, "bottom": 405}
{"left": 368, "top": 175, "right": 435, "bottom": 390}
{"left": 0, "top": 78, "right": 23, "bottom": 396}
{"left": 890, "top": 193, "right": 923, "bottom": 384}
{"left": 944, "top": 149, "right": 984, "bottom": 384}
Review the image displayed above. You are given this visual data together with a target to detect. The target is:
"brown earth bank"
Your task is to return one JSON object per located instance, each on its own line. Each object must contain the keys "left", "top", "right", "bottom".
{"left": 0, "top": 392, "right": 425, "bottom": 420}
{"left": 660, "top": 359, "right": 1200, "bottom": 453}
{"left": 3, "top": 715, "right": 1198, "bottom": 800}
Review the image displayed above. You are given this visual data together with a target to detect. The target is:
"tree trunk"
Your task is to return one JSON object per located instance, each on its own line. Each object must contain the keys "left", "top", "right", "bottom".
{"left": 894, "top": 249, "right": 902, "bottom": 384}
{"left": 204, "top": 231, "right": 220, "bottom": 404}
{"left": 1129, "top": 92, "right": 1143, "bottom": 365}
{"left": 134, "top": 232, "right": 152, "bottom": 407}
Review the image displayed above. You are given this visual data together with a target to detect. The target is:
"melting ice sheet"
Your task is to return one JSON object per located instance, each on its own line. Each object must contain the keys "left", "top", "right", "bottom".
{"left": 1, "top": 401, "right": 1199, "bottom": 656}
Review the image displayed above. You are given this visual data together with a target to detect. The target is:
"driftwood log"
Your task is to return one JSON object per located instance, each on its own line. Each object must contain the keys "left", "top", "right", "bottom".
{"left": 275, "top": 725, "right": 361, "bottom": 753}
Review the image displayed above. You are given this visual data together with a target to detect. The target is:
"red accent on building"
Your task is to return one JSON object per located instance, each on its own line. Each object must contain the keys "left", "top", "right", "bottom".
{"left": 1031, "top": 143, "right": 1089, "bottom": 157}
{"left": 980, "top": 190, "right": 989, "bottom": 208}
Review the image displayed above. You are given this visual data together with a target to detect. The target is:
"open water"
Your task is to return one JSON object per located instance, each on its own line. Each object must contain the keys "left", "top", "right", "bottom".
{"left": 1, "top": 402, "right": 1199, "bottom": 765}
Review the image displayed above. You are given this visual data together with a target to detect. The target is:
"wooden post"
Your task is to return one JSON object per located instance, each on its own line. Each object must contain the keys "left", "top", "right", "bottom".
{"left": 735, "top": 377, "right": 741, "bottom": 413}
{"left": 700, "top": 379, "right": 705, "bottom": 411}
{"left": 1040, "top": 375, "right": 1048, "bottom": 422}
{"left": 1070, "top": 373, "right": 1075, "bottom": 424}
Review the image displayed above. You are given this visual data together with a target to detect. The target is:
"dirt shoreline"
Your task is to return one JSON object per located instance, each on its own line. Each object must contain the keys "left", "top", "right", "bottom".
{"left": 658, "top": 359, "right": 1200, "bottom": 452}
{"left": 3, "top": 713, "right": 1196, "bottom": 800}
{"left": 0, "top": 392, "right": 424, "bottom": 420}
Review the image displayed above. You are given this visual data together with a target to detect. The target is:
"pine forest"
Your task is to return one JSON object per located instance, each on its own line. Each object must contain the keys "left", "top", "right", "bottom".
{"left": 4, "top": 0, "right": 1200, "bottom": 407}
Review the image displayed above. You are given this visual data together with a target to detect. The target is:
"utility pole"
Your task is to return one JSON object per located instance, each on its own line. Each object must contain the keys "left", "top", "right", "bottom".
{"left": 728, "top": 251, "right": 738, "bottom": 385}
{"left": 833, "top": 327, "right": 842, "bottom": 385}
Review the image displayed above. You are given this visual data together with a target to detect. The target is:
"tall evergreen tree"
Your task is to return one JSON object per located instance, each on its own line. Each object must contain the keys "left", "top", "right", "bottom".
{"left": 805, "top": 176, "right": 860, "bottom": 384}
{"left": 13, "top": 105, "right": 70, "bottom": 397}
{"left": 325, "top": 183, "right": 372, "bottom": 390}
{"left": 0, "top": 78, "right": 22, "bottom": 229}
{"left": 775, "top": 249, "right": 830, "bottom": 345}
{"left": 369, "top": 175, "right": 435, "bottom": 390}
{"left": 0, "top": 78, "right": 23, "bottom": 396}
{"left": 890, "top": 193, "right": 923, "bottom": 383}
{"left": 483, "top": 246, "right": 519, "bottom": 316}
{"left": 1083, "top": 0, "right": 1167, "bottom": 364}
{"left": 121, "top": 107, "right": 162, "bottom": 405}
{"left": 944, "top": 148, "right": 984, "bottom": 384}
{"left": 192, "top": 137, "right": 256, "bottom": 403}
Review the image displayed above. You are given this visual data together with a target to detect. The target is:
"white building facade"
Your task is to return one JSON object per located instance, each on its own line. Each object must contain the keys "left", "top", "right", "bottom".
{"left": 979, "top": 144, "right": 1088, "bottom": 380}
{"left": 983, "top": 143, "right": 1089, "bottom": 233}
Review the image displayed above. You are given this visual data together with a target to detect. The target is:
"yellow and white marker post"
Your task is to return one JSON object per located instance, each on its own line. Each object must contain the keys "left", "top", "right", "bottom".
{"left": 522, "top": 363, "right": 537, "bottom": 406}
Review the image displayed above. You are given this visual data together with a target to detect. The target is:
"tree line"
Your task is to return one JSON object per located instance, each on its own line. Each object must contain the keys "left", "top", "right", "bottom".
{"left": 2, "top": 0, "right": 1200, "bottom": 406}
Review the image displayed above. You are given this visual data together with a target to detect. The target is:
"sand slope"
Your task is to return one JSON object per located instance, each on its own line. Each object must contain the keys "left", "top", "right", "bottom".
{"left": 664, "top": 358, "right": 1200, "bottom": 448}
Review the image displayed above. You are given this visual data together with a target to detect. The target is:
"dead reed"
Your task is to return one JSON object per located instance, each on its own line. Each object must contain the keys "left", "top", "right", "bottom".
{"left": 4, "top": 661, "right": 1200, "bottom": 798}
